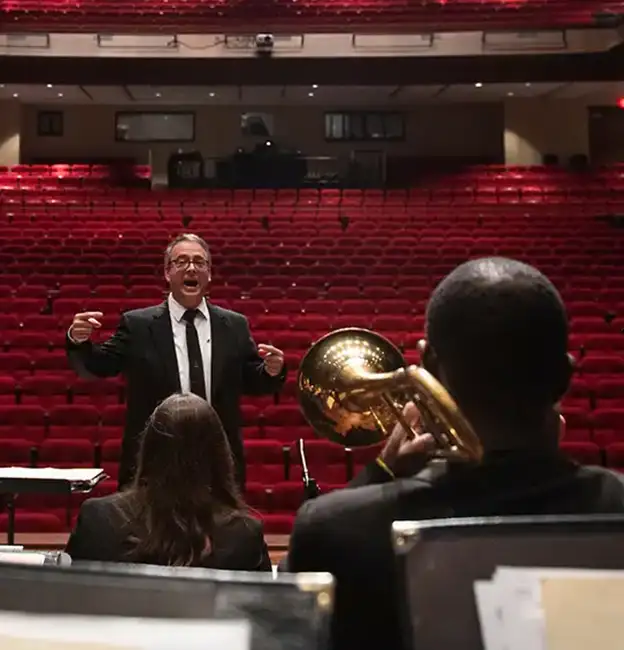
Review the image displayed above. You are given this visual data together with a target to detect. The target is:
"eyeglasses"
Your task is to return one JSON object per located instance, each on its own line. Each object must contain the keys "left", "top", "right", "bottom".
{"left": 170, "top": 256, "right": 210, "bottom": 271}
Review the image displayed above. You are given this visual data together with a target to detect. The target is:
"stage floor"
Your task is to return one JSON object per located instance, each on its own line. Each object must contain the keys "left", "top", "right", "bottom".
{"left": 0, "top": 533, "right": 290, "bottom": 564}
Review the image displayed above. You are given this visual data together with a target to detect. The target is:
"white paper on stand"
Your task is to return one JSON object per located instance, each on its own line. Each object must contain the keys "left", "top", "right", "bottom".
{"left": 0, "top": 467, "right": 105, "bottom": 482}
{"left": 473, "top": 580, "right": 508, "bottom": 650}
{"left": 473, "top": 567, "right": 624, "bottom": 650}
{"left": 0, "top": 552, "right": 46, "bottom": 566}
{"left": 0, "top": 611, "right": 251, "bottom": 650}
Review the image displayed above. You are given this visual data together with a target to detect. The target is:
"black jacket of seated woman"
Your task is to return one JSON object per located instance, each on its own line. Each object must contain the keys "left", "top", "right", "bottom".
{"left": 66, "top": 393, "right": 272, "bottom": 571}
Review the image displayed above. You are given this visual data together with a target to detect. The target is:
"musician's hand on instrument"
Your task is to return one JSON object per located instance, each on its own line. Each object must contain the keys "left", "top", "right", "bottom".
{"left": 379, "top": 402, "right": 435, "bottom": 477}
{"left": 69, "top": 311, "right": 103, "bottom": 344}
{"left": 258, "top": 343, "right": 285, "bottom": 377}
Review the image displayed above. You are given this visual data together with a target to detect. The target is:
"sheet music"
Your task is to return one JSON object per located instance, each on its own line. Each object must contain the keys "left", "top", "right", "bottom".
{"left": 0, "top": 468, "right": 105, "bottom": 483}
{"left": 473, "top": 581, "right": 507, "bottom": 650}
{"left": 0, "top": 612, "right": 250, "bottom": 650}
{"left": 0, "top": 552, "right": 46, "bottom": 566}
{"left": 474, "top": 567, "right": 624, "bottom": 650}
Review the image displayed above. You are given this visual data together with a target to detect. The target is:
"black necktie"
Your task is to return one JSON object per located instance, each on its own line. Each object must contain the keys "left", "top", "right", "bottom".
{"left": 182, "top": 309, "right": 207, "bottom": 400}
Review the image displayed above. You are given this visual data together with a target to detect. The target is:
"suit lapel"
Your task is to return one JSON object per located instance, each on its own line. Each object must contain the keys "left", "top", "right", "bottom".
{"left": 149, "top": 302, "right": 181, "bottom": 394}
{"left": 208, "top": 303, "right": 230, "bottom": 402}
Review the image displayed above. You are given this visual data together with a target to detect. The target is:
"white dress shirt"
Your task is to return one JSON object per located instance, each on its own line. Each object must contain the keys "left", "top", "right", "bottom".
{"left": 168, "top": 293, "right": 212, "bottom": 404}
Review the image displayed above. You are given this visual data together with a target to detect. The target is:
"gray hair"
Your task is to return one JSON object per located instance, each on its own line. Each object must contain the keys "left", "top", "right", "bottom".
{"left": 164, "top": 233, "right": 211, "bottom": 267}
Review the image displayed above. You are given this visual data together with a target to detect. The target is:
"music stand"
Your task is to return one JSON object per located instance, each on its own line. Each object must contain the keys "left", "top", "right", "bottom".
{"left": 0, "top": 468, "right": 107, "bottom": 544}
{"left": 0, "top": 562, "right": 334, "bottom": 650}
{"left": 392, "top": 514, "right": 624, "bottom": 650}
{"left": 0, "top": 549, "right": 71, "bottom": 566}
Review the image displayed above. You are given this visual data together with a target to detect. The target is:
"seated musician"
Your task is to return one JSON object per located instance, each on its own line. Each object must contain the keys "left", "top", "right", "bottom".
{"left": 286, "top": 257, "right": 624, "bottom": 650}
{"left": 66, "top": 393, "right": 272, "bottom": 571}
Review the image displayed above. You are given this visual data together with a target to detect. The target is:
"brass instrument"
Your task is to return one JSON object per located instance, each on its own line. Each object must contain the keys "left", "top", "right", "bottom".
{"left": 296, "top": 328, "right": 483, "bottom": 463}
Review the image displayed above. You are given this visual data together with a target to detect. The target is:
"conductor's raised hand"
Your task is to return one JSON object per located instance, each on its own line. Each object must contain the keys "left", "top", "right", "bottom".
{"left": 69, "top": 311, "right": 103, "bottom": 344}
{"left": 379, "top": 402, "right": 436, "bottom": 477}
{"left": 258, "top": 343, "right": 285, "bottom": 377}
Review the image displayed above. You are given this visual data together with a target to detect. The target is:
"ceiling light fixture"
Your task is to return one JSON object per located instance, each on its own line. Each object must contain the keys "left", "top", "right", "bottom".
{"left": 308, "top": 92, "right": 314, "bottom": 97}
{"left": 155, "top": 92, "right": 161, "bottom": 97}
{"left": 507, "top": 91, "right": 514, "bottom": 96}
{"left": 57, "top": 92, "right": 63, "bottom": 97}
{"left": 525, "top": 82, "right": 532, "bottom": 87}
{"left": 312, "top": 84, "right": 318, "bottom": 89}
{"left": 209, "top": 92, "right": 215, "bottom": 97}
{"left": 12, "top": 93, "right": 18, "bottom": 98}
{"left": 475, "top": 82, "right": 483, "bottom": 88}
{"left": 47, "top": 84, "right": 53, "bottom": 88}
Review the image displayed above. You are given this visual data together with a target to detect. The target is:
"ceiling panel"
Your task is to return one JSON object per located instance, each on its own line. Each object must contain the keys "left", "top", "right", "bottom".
{"left": 0, "top": 84, "right": 85, "bottom": 102}
{"left": 1, "top": 82, "right": 623, "bottom": 106}
{"left": 241, "top": 86, "right": 286, "bottom": 105}
{"left": 400, "top": 85, "right": 445, "bottom": 99}
{"left": 438, "top": 82, "right": 565, "bottom": 100}
{"left": 82, "top": 86, "right": 133, "bottom": 103}
{"left": 551, "top": 81, "right": 624, "bottom": 100}
{"left": 126, "top": 85, "right": 226, "bottom": 103}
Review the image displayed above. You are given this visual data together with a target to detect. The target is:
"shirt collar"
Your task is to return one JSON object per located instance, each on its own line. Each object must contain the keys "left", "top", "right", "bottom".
{"left": 167, "top": 293, "right": 209, "bottom": 323}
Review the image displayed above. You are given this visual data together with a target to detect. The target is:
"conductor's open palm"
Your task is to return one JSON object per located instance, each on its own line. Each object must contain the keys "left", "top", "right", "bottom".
{"left": 69, "top": 311, "right": 103, "bottom": 344}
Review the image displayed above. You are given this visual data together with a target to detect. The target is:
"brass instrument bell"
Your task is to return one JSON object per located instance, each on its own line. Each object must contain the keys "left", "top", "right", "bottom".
{"left": 296, "top": 328, "right": 483, "bottom": 463}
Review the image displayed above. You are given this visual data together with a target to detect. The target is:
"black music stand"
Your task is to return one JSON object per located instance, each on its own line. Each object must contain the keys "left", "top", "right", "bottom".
{"left": 0, "top": 468, "right": 107, "bottom": 544}
{"left": 0, "top": 562, "right": 334, "bottom": 650}
{"left": 392, "top": 514, "right": 624, "bottom": 650}
{"left": 298, "top": 439, "right": 321, "bottom": 501}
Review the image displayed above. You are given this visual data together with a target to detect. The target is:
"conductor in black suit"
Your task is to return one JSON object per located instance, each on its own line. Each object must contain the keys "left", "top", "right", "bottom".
{"left": 286, "top": 257, "right": 624, "bottom": 650}
{"left": 66, "top": 233, "right": 286, "bottom": 490}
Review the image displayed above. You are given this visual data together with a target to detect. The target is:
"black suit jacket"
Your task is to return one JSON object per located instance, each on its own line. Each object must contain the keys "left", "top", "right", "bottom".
{"left": 286, "top": 452, "right": 624, "bottom": 650}
{"left": 66, "top": 301, "right": 287, "bottom": 488}
{"left": 66, "top": 494, "right": 272, "bottom": 571}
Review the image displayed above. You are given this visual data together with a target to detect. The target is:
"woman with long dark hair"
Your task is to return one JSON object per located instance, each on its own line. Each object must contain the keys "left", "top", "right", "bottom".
{"left": 66, "top": 393, "right": 271, "bottom": 570}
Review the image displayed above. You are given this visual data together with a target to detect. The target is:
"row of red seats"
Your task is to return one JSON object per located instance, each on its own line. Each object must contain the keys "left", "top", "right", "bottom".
{"left": 2, "top": 342, "right": 624, "bottom": 381}
{"left": 4, "top": 184, "right": 624, "bottom": 202}
{"left": 2, "top": 197, "right": 620, "bottom": 211}
{"left": 3, "top": 400, "right": 623, "bottom": 474}
{"left": 3, "top": 372, "right": 624, "bottom": 411}
{"left": 2, "top": 164, "right": 624, "bottom": 191}
{"left": 0, "top": 164, "right": 150, "bottom": 176}
{"left": 0, "top": 0, "right": 614, "bottom": 33}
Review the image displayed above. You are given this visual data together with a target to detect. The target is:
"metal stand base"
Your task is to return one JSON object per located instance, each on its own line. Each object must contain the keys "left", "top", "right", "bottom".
{"left": 6, "top": 495, "right": 15, "bottom": 545}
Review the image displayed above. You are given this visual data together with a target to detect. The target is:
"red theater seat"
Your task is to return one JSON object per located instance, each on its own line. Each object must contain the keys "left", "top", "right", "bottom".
{"left": 244, "top": 439, "right": 288, "bottom": 484}
{"left": 0, "top": 405, "right": 46, "bottom": 443}
{"left": 263, "top": 405, "right": 313, "bottom": 443}
{"left": 593, "top": 409, "right": 624, "bottom": 446}
{"left": 0, "top": 438, "right": 35, "bottom": 465}
{"left": 0, "top": 512, "right": 63, "bottom": 533}
{"left": 38, "top": 438, "right": 95, "bottom": 467}
{"left": 19, "top": 375, "right": 69, "bottom": 407}
{"left": 48, "top": 405, "right": 100, "bottom": 440}
{"left": 0, "top": 376, "right": 17, "bottom": 404}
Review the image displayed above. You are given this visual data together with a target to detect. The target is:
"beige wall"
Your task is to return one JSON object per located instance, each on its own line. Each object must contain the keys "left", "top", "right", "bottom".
{"left": 7, "top": 99, "right": 601, "bottom": 170}
{"left": 19, "top": 103, "right": 504, "bottom": 174}
{"left": 504, "top": 99, "right": 589, "bottom": 165}
{"left": 0, "top": 100, "right": 22, "bottom": 167}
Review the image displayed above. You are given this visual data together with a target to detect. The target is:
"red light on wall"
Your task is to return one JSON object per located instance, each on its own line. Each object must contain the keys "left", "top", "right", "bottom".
{"left": 618, "top": 98, "right": 624, "bottom": 109}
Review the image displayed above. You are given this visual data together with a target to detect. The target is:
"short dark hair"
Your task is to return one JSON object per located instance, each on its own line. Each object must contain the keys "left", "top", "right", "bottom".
{"left": 425, "top": 257, "right": 569, "bottom": 427}
{"left": 164, "top": 233, "right": 211, "bottom": 267}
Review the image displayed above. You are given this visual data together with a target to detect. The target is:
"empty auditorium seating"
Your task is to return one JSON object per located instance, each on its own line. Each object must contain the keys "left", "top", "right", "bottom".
{"left": 0, "top": 0, "right": 615, "bottom": 33}
{"left": 2, "top": 163, "right": 624, "bottom": 533}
